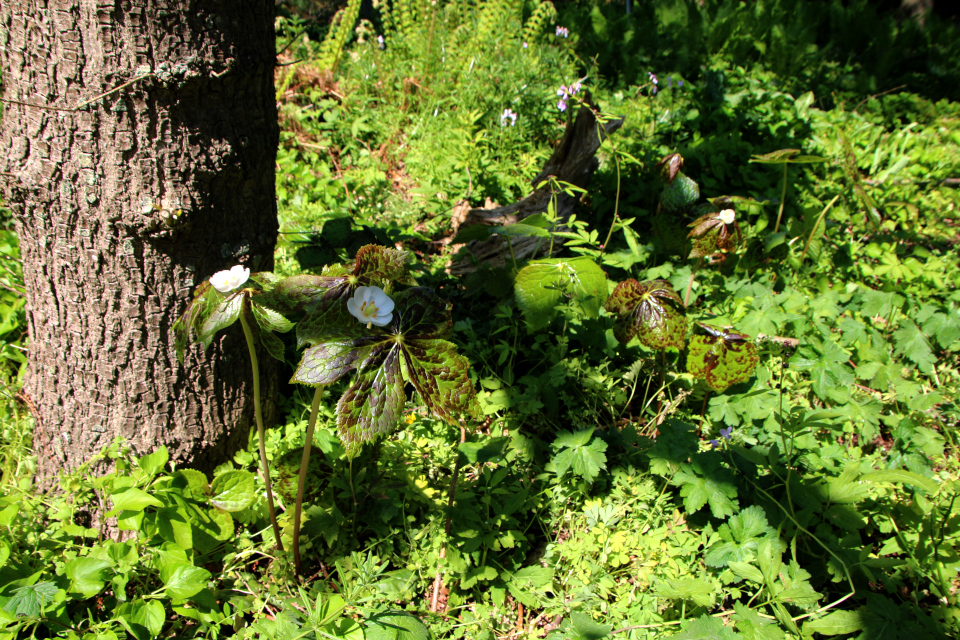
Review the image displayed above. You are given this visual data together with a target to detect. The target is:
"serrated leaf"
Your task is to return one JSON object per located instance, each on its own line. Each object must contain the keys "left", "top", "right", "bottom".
{"left": 337, "top": 346, "right": 406, "bottom": 458}
{"left": 728, "top": 561, "right": 765, "bottom": 583}
{"left": 893, "top": 321, "right": 937, "bottom": 374}
{"left": 366, "top": 612, "right": 430, "bottom": 640}
{"left": 551, "top": 429, "right": 607, "bottom": 484}
{"left": 671, "top": 614, "right": 737, "bottom": 639}
{"left": 673, "top": 455, "right": 738, "bottom": 518}
{"left": 209, "top": 470, "right": 256, "bottom": 512}
{"left": 605, "top": 279, "right": 686, "bottom": 349}
{"left": 354, "top": 244, "right": 410, "bottom": 284}
{"left": 2, "top": 582, "right": 59, "bottom": 617}
{"left": 732, "top": 602, "right": 786, "bottom": 640}
{"left": 515, "top": 257, "right": 608, "bottom": 330}
{"left": 705, "top": 506, "right": 774, "bottom": 567}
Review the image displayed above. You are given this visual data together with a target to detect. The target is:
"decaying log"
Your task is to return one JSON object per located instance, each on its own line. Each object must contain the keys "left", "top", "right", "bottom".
{"left": 448, "top": 95, "right": 623, "bottom": 274}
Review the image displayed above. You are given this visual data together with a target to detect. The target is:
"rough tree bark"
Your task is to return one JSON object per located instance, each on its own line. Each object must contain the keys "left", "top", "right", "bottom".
{"left": 0, "top": 0, "right": 279, "bottom": 485}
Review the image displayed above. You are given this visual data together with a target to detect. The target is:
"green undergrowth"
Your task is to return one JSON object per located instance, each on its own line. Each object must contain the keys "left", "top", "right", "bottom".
{"left": 2, "top": 0, "right": 960, "bottom": 638}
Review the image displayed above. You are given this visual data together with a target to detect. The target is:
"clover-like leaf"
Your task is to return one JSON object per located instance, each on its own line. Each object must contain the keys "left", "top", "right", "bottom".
{"left": 686, "top": 323, "right": 759, "bottom": 392}
{"left": 514, "top": 257, "right": 608, "bottom": 330}
{"left": 605, "top": 279, "right": 686, "bottom": 349}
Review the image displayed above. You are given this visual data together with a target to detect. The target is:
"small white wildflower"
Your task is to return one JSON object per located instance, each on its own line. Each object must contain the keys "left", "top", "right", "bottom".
{"left": 346, "top": 286, "right": 395, "bottom": 327}
{"left": 718, "top": 209, "right": 736, "bottom": 225}
{"left": 209, "top": 265, "right": 250, "bottom": 293}
{"left": 500, "top": 108, "right": 517, "bottom": 127}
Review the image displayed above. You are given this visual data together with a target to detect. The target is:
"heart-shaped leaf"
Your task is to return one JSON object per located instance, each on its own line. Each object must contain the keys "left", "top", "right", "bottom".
{"left": 605, "top": 279, "right": 687, "bottom": 349}
{"left": 686, "top": 323, "right": 759, "bottom": 392}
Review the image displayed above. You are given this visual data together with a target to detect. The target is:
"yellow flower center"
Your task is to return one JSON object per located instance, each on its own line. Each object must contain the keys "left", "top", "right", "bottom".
{"left": 360, "top": 300, "right": 379, "bottom": 318}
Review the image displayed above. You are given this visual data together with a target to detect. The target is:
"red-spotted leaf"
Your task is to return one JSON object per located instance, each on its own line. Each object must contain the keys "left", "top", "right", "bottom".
{"left": 605, "top": 279, "right": 687, "bottom": 349}
{"left": 686, "top": 323, "right": 759, "bottom": 392}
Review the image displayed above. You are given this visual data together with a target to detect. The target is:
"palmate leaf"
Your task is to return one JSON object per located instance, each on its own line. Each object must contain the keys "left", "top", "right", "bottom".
{"left": 686, "top": 324, "right": 759, "bottom": 392}
{"left": 173, "top": 272, "right": 296, "bottom": 362}
{"left": 605, "top": 279, "right": 686, "bottom": 349}
{"left": 293, "top": 288, "right": 479, "bottom": 457}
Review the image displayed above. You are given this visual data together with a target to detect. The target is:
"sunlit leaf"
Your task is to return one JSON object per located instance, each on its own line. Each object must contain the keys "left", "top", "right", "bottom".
{"left": 197, "top": 292, "right": 244, "bottom": 349}
{"left": 514, "top": 257, "right": 608, "bottom": 330}
{"left": 605, "top": 279, "right": 686, "bottom": 349}
{"left": 686, "top": 324, "right": 759, "bottom": 392}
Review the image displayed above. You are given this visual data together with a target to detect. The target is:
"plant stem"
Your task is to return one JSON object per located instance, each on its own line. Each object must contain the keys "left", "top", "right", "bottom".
{"left": 599, "top": 140, "right": 623, "bottom": 257}
{"left": 431, "top": 424, "right": 467, "bottom": 613}
{"left": 774, "top": 164, "right": 788, "bottom": 233}
{"left": 799, "top": 194, "right": 840, "bottom": 264}
{"left": 239, "top": 310, "right": 284, "bottom": 551}
{"left": 294, "top": 386, "right": 324, "bottom": 576}
{"left": 683, "top": 259, "right": 702, "bottom": 308}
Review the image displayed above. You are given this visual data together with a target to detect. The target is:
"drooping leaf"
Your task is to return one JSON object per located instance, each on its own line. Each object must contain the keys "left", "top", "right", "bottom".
{"left": 605, "top": 279, "right": 686, "bottom": 349}
{"left": 117, "top": 600, "right": 166, "bottom": 640}
{"left": 251, "top": 301, "right": 295, "bottom": 334}
{"left": 686, "top": 324, "right": 759, "bottom": 392}
{"left": 255, "top": 273, "right": 352, "bottom": 316}
{"left": 337, "top": 346, "right": 407, "bottom": 458}
{"left": 514, "top": 257, "right": 608, "bottom": 330}
{"left": 687, "top": 210, "right": 741, "bottom": 260}
{"left": 197, "top": 291, "right": 244, "bottom": 349}
{"left": 108, "top": 487, "right": 163, "bottom": 514}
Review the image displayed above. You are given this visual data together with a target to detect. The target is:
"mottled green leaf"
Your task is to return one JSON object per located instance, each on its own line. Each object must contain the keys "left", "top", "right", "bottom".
{"left": 515, "top": 257, "right": 608, "bottom": 330}
{"left": 197, "top": 291, "right": 244, "bottom": 349}
{"left": 292, "top": 330, "right": 380, "bottom": 386}
{"left": 256, "top": 274, "right": 351, "bottom": 316}
{"left": 404, "top": 339, "right": 480, "bottom": 425}
{"left": 605, "top": 279, "right": 686, "bottom": 349}
{"left": 251, "top": 301, "right": 295, "bottom": 333}
{"left": 354, "top": 244, "right": 410, "bottom": 285}
{"left": 338, "top": 345, "right": 407, "bottom": 458}
{"left": 686, "top": 325, "right": 759, "bottom": 392}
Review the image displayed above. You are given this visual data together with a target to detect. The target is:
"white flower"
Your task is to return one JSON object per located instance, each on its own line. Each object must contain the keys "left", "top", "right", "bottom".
{"left": 209, "top": 265, "right": 250, "bottom": 293}
{"left": 346, "top": 286, "right": 395, "bottom": 327}
{"left": 718, "top": 209, "right": 736, "bottom": 225}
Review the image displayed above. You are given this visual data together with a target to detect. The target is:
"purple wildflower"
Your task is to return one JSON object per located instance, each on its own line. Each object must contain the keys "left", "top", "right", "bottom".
{"left": 720, "top": 426, "right": 733, "bottom": 440}
{"left": 558, "top": 99, "right": 567, "bottom": 112}
{"left": 555, "top": 26, "right": 569, "bottom": 38}
{"left": 710, "top": 439, "right": 720, "bottom": 449}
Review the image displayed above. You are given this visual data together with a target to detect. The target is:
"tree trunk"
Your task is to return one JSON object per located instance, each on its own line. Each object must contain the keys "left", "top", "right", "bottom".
{"left": 0, "top": 0, "right": 279, "bottom": 485}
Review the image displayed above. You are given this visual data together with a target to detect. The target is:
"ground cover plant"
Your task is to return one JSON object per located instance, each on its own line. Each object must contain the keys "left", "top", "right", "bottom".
{"left": 2, "top": 0, "right": 960, "bottom": 638}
